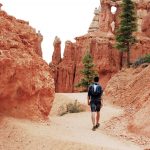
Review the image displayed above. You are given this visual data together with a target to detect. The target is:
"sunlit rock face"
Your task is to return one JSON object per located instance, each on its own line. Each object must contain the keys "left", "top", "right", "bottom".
{"left": 0, "top": 6, "right": 55, "bottom": 120}
{"left": 51, "top": 0, "right": 150, "bottom": 92}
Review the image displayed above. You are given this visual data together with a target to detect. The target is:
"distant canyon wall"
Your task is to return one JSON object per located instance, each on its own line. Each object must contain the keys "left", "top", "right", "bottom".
{"left": 51, "top": 0, "right": 150, "bottom": 92}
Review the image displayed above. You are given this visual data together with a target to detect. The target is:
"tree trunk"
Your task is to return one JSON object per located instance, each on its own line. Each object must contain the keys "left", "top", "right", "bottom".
{"left": 126, "top": 44, "right": 130, "bottom": 68}
{"left": 119, "top": 51, "right": 123, "bottom": 69}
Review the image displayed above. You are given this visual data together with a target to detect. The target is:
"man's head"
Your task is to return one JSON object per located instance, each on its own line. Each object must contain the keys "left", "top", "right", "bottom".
{"left": 94, "top": 76, "right": 99, "bottom": 82}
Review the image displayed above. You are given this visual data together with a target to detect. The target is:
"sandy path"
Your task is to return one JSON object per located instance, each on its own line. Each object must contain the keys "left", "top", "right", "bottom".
{"left": 0, "top": 93, "right": 143, "bottom": 150}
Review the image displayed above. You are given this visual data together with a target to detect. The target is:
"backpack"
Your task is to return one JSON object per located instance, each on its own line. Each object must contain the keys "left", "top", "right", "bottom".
{"left": 90, "top": 83, "right": 102, "bottom": 96}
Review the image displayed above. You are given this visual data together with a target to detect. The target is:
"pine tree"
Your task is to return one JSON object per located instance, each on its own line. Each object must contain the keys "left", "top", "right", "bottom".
{"left": 76, "top": 51, "right": 97, "bottom": 91}
{"left": 116, "top": 0, "right": 137, "bottom": 67}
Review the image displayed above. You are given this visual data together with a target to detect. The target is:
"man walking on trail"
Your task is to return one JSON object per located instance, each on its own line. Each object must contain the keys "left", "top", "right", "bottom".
{"left": 87, "top": 76, "right": 103, "bottom": 131}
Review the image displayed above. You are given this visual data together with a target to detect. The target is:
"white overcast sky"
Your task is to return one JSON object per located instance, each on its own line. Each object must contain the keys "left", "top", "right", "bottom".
{"left": 1, "top": 0, "right": 100, "bottom": 63}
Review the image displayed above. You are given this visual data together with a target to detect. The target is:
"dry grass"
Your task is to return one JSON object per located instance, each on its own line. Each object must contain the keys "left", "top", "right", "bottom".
{"left": 58, "top": 100, "right": 86, "bottom": 116}
{"left": 50, "top": 93, "right": 87, "bottom": 116}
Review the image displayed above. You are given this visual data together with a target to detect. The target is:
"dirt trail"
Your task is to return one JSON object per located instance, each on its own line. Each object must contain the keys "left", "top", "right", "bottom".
{"left": 0, "top": 93, "right": 143, "bottom": 150}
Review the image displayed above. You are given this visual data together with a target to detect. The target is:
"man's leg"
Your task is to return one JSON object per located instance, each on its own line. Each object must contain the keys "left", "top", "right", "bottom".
{"left": 90, "top": 103, "right": 97, "bottom": 130}
{"left": 96, "top": 111, "right": 100, "bottom": 125}
{"left": 91, "top": 112, "right": 96, "bottom": 126}
{"left": 91, "top": 112, "right": 97, "bottom": 131}
{"left": 95, "top": 101, "right": 101, "bottom": 128}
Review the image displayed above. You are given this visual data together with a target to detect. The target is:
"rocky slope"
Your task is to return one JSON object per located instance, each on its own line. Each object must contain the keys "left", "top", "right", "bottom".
{"left": 0, "top": 4, "right": 55, "bottom": 120}
{"left": 104, "top": 64, "right": 150, "bottom": 137}
{"left": 51, "top": 0, "right": 150, "bottom": 92}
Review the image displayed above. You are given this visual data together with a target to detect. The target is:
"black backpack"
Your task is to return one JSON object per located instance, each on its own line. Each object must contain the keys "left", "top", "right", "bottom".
{"left": 90, "top": 83, "right": 102, "bottom": 96}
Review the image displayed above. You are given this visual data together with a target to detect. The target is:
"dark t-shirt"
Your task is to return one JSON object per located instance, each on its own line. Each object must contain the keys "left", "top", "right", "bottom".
{"left": 88, "top": 82, "right": 103, "bottom": 102}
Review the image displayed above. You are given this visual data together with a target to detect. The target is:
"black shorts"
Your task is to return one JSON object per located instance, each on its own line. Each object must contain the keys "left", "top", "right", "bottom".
{"left": 90, "top": 100, "right": 101, "bottom": 112}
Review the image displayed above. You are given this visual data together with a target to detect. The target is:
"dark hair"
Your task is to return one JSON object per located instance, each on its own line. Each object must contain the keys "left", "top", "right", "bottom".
{"left": 94, "top": 76, "right": 99, "bottom": 82}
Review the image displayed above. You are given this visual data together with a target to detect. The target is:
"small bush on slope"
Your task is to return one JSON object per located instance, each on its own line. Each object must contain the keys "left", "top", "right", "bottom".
{"left": 132, "top": 54, "right": 150, "bottom": 68}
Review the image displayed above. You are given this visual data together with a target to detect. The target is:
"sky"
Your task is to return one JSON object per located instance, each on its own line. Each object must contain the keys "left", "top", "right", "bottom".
{"left": 1, "top": 0, "right": 100, "bottom": 63}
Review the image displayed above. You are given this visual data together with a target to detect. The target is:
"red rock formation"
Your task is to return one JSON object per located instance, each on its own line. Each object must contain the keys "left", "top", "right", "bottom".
{"left": 104, "top": 64, "right": 150, "bottom": 137}
{"left": 99, "top": 0, "right": 114, "bottom": 33}
{"left": 51, "top": 0, "right": 150, "bottom": 92}
{"left": 74, "top": 35, "right": 121, "bottom": 90}
{"left": 142, "top": 13, "right": 150, "bottom": 37}
{"left": 51, "top": 35, "right": 121, "bottom": 92}
{"left": 0, "top": 8, "right": 54, "bottom": 120}
{"left": 51, "top": 40, "right": 76, "bottom": 92}
{"left": 88, "top": 8, "right": 100, "bottom": 33}
{"left": 0, "top": 10, "right": 43, "bottom": 57}
{"left": 52, "top": 36, "right": 61, "bottom": 65}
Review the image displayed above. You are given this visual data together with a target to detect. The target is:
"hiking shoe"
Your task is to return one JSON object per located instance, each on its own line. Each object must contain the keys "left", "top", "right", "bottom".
{"left": 95, "top": 123, "right": 100, "bottom": 128}
{"left": 92, "top": 126, "right": 97, "bottom": 131}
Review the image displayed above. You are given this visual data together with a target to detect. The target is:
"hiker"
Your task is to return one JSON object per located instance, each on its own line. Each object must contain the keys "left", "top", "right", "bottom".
{"left": 87, "top": 76, "right": 103, "bottom": 131}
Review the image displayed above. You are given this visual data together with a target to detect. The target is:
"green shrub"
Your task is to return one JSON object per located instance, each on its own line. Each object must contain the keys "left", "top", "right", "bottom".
{"left": 132, "top": 54, "right": 150, "bottom": 68}
{"left": 58, "top": 100, "right": 85, "bottom": 116}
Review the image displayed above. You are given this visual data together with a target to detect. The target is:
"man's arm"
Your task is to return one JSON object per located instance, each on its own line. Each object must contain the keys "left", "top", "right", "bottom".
{"left": 87, "top": 86, "right": 91, "bottom": 105}
{"left": 100, "top": 87, "right": 103, "bottom": 107}
{"left": 101, "top": 98, "right": 103, "bottom": 107}
{"left": 87, "top": 95, "right": 90, "bottom": 105}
